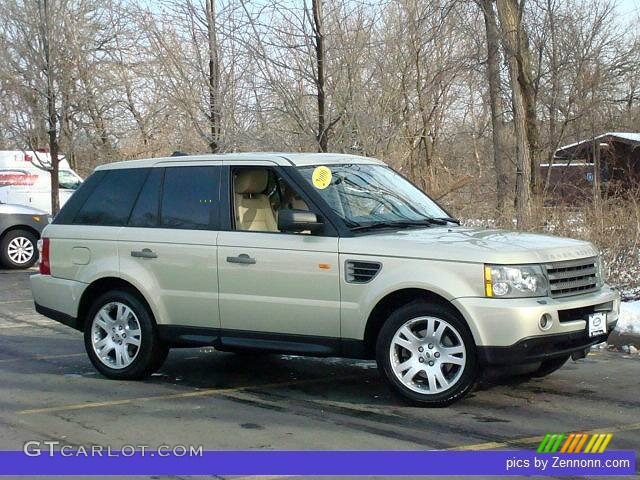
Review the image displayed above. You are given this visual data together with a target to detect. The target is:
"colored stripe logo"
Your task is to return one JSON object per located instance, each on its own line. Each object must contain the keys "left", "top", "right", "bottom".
{"left": 537, "top": 433, "right": 612, "bottom": 453}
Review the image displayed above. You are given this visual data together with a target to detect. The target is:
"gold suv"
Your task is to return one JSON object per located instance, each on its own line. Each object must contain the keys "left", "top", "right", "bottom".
{"left": 30, "top": 153, "right": 620, "bottom": 406}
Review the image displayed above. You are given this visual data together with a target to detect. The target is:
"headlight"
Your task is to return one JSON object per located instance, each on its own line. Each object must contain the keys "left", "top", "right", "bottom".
{"left": 484, "top": 264, "right": 548, "bottom": 298}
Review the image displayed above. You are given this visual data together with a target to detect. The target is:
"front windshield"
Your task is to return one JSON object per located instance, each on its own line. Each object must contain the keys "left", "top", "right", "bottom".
{"left": 297, "top": 164, "right": 448, "bottom": 228}
{"left": 59, "top": 170, "right": 82, "bottom": 190}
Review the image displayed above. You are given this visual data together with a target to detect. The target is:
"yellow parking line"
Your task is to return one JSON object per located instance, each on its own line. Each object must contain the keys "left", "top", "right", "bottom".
{"left": 0, "top": 353, "right": 85, "bottom": 363}
{"left": 449, "top": 422, "right": 640, "bottom": 450}
{"left": 18, "top": 375, "right": 362, "bottom": 415}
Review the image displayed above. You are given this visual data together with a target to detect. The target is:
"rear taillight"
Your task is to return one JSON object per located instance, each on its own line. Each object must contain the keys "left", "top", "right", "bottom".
{"left": 38, "top": 238, "right": 50, "bottom": 275}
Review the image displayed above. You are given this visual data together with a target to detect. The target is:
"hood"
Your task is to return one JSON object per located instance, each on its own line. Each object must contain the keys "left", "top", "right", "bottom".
{"left": 340, "top": 226, "right": 598, "bottom": 264}
{"left": 0, "top": 203, "right": 48, "bottom": 215}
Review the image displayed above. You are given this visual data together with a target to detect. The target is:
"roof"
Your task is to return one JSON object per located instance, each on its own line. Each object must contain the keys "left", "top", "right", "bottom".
{"left": 555, "top": 132, "right": 640, "bottom": 159}
{"left": 95, "top": 152, "right": 386, "bottom": 171}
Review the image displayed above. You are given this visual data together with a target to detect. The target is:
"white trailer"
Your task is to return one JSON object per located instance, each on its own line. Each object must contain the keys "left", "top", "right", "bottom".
{"left": 0, "top": 150, "right": 83, "bottom": 213}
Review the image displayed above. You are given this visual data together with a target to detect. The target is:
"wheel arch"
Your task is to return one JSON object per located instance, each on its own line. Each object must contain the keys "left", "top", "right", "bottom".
{"left": 77, "top": 277, "right": 157, "bottom": 332}
{"left": 363, "top": 288, "right": 471, "bottom": 357}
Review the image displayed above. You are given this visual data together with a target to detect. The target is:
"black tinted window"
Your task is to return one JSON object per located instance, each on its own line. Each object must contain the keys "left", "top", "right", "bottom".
{"left": 128, "top": 168, "right": 163, "bottom": 227}
{"left": 160, "top": 166, "right": 218, "bottom": 229}
{"left": 53, "top": 171, "right": 106, "bottom": 224}
{"left": 73, "top": 169, "right": 149, "bottom": 226}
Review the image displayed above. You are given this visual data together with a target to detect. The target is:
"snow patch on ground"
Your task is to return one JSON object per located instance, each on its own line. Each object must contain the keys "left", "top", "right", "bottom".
{"left": 616, "top": 301, "right": 640, "bottom": 335}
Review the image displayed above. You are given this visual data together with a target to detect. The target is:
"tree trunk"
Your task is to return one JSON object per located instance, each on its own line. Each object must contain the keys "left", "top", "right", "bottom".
{"left": 513, "top": 6, "right": 539, "bottom": 193}
{"left": 496, "top": 0, "right": 531, "bottom": 228}
{"left": 40, "top": 0, "right": 60, "bottom": 214}
{"left": 479, "top": 0, "right": 509, "bottom": 216}
{"left": 206, "top": 0, "right": 221, "bottom": 153}
{"left": 592, "top": 137, "right": 601, "bottom": 207}
{"left": 312, "top": 0, "right": 327, "bottom": 152}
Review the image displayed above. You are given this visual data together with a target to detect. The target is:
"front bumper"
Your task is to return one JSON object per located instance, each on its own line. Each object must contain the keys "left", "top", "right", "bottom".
{"left": 453, "top": 286, "right": 620, "bottom": 364}
{"left": 477, "top": 331, "right": 608, "bottom": 366}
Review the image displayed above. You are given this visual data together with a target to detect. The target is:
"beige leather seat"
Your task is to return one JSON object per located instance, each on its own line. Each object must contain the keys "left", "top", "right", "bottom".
{"left": 234, "top": 169, "right": 278, "bottom": 232}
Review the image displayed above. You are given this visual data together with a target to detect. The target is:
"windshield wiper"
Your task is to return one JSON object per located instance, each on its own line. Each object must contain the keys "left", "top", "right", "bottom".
{"left": 349, "top": 220, "right": 436, "bottom": 232}
{"left": 434, "top": 216, "right": 461, "bottom": 225}
{"left": 348, "top": 216, "right": 461, "bottom": 232}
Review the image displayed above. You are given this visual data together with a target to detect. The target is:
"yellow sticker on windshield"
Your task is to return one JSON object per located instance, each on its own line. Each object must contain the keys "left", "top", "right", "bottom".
{"left": 312, "top": 166, "right": 332, "bottom": 189}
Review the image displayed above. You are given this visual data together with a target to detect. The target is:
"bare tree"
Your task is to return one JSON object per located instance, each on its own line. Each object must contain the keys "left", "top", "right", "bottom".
{"left": 497, "top": 0, "right": 532, "bottom": 227}
{"left": 0, "top": 0, "right": 68, "bottom": 213}
{"left": 478, "top": 0, "right": 509, "bottom": 215}
{"left": 311, "top": 0, "right": 328, "bottom": 152}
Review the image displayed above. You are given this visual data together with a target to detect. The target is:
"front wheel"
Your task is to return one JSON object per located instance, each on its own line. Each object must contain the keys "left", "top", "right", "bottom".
{"left": 84, "top": 291, "right": 168, "bottom": 380}
{"left": 376, "top": 301, "right": 478, "bottom": 407}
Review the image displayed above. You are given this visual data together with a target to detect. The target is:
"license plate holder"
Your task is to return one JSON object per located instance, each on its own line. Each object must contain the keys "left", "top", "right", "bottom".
{"left": 588, "top": 312, "right": 607, "bottom": 338}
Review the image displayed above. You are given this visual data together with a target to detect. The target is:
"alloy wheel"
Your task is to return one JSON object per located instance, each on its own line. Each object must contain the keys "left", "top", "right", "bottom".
{"left": 91, "top": 302, "right": 142, "bottom": 369}
{"left": 389, "top": 316, "right": 466, "bottom": 394}
{"left": 7, "top": 236, "right": 34, "bottom": 265}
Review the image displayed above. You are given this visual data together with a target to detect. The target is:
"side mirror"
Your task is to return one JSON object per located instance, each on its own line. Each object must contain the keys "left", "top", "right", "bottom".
{"left": 278, "top": 208, "right": 323, "bottom": 233}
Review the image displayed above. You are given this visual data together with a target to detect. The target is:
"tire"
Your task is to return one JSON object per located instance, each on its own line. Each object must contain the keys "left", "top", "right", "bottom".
{"left": 0, "top": 229, "right": 38, "bottom": 269}
{"left": 376, "top": 300, "right": 478, "bottom": 407}
{"left": 528, "top": 355, "right": 569, "bottom": 378}
{"left": 83, "top": 290, "right": 168, "bottom": 380}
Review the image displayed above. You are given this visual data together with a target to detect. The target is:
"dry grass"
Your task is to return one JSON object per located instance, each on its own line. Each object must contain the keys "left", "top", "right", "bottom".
{"left": 530, "top": 193, "right": 640, "bottom": 299}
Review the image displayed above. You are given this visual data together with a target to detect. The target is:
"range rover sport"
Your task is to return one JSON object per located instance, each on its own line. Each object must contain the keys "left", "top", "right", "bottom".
{"left": 30, "top": 153, "right": 620, "bottom": 406}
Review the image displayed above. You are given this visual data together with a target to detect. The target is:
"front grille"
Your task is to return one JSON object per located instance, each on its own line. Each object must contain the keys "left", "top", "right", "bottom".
{"left": 345, "top": 260, "right": 381, "bottom": 283}
{"left": 545, "top": 257, "right": 599, "bottom": 298}
{"left": 558, "top": 305, "right": 596, "bottom": 323}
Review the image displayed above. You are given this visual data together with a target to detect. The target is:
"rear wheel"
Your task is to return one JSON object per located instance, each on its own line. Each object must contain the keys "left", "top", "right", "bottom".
{"left": 0, "top": 229, "right": 38, "bottom": 269}
{"left": 376, "top": 301, "right": 478, "bottom": 407}
{"left": 84, "top": 290, "right": 168, "bottom": 380}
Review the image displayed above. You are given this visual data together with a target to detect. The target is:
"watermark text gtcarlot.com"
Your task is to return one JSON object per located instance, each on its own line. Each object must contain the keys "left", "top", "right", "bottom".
{"left": 24, "top": 441, "right": 203, "bottom": 457}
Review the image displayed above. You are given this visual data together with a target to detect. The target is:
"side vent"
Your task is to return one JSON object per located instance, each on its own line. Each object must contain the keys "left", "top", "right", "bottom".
{"left": 345, "top": 260, "right": 382, "bottom": 284}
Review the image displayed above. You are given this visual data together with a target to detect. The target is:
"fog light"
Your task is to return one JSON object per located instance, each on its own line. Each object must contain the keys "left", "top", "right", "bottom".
{"left": 539, "top": 313, "right": 553, "bottom": 331}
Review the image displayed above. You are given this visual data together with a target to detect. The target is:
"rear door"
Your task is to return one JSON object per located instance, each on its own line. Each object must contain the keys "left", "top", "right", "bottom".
{"left": 118, "top": 164, "right": 221, "bottom": 330}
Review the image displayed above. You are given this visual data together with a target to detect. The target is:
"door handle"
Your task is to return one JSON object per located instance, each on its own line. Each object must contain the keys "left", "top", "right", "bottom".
{"left": 131, "top": 248, "right": 157, "bottom": 259}
{"left": 226, "top": 253, "right": 256, "bottom": 265}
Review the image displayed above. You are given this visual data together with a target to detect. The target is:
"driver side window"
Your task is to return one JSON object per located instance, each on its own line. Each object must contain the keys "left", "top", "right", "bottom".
{"left": 231, "top": 167, "right": 311, "bottom": 234}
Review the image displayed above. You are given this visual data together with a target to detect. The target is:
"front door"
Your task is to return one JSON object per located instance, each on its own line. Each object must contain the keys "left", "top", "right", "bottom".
{"left": 217, "top": 164, "right": 340, "bottom": 343}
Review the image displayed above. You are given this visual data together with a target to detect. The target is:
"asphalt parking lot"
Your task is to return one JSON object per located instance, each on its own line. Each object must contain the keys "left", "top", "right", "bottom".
{"left": 1, "top": 268, "right": 639, "bottom": 479}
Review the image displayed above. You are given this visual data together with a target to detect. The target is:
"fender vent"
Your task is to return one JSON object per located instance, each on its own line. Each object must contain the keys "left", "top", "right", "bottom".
{"left": 345, "top": 260, "right": 381, "bottom": 284}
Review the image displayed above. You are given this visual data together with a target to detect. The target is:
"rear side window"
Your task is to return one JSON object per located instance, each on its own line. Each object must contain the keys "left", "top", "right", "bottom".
{"left": 73, "top": 168, "right": 149, "bottom": 226}
{"left": 160, "top": 166, "right": 219, "bottom": 230}
{"left": 53, "top": 171, "right": 106, "bottom": 224}
{"left": 128, "top": 168, "right": 163, "bottom": 228}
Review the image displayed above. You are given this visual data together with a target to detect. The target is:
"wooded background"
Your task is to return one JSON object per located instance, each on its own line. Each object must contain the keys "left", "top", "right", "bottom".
{"left": 0, "top": 0, "right": 638, "bottom": 293}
